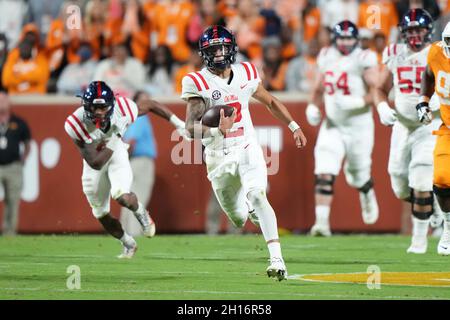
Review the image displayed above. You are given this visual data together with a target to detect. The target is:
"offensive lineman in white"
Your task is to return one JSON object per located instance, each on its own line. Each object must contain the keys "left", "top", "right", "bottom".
{"left": 306, "top": 21, "right": 380, "bottom": 236}
{"left": 182, "top": 26, "right": 307, "bottom": 281}
{"left": 64, "top": 81, "right": 186, "bottom": 258}
{"left": 374, "top": 9, "right": 443, "bottom": 253}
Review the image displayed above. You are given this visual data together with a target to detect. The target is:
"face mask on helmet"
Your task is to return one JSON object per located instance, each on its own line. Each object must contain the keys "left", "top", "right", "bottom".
{"left": 83, "top": 98, "right": 114, "bottom": 130}
{"left": 335, "top": 37, "right": 358, "bottom": 55}
{"left": 201, "top": 43, "right": 235, "bottom": 70}
{"left": 404, "top": 27, "right": 429, "bottom": 51}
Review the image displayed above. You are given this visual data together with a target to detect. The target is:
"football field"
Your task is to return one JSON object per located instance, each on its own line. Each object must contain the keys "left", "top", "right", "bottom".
{"left": 1, "top": 234, "right": 450, "bottom": 300}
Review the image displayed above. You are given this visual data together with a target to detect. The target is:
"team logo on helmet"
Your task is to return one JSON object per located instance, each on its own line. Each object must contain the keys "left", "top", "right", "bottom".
{"left": 79, "top": 81, "right": 115, "bottom": 130}
{"left": 198, "top": 25, "right": 238, "bottom": 70}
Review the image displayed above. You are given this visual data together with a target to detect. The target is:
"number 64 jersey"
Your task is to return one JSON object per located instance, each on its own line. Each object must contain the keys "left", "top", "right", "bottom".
{"left": 318, "top": 46, "right": 378, "bottom": 126}
{"left": 181, "top": 62, "right": 261, "bottom": 151}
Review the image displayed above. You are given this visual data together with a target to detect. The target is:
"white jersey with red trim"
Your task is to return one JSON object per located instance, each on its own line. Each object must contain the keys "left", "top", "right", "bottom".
{"left": 382, "top": 43, "right": 434, "bottom": 127}
{"left": 181, "top": 62, "right": 261, "bottom": 151}
{"left": 64, "top": 96, "right": 138, "bottom": 149}
{"left": 317, "top": 46, "right": 378, "bottom": 125}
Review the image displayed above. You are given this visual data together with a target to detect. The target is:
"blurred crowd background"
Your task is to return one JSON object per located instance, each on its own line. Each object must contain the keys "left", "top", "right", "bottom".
{"left": 1, "top": 0, "right": 450, "bottom": 99}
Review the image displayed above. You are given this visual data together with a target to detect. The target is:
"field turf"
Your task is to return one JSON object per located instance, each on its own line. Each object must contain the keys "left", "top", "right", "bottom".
{"left": 0, "top": 234, "right": 449, "bottom": 300}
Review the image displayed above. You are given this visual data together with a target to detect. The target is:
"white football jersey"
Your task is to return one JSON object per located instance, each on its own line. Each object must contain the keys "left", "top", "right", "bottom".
{"left": 64, "top": 96, "right": 139, "bottom": 148}
{"left": 181, "top": 62, "right": 261, "bottom": 150}
{"left": 317, "top": 46, "right": 378, "bottom": 125}
{"left": 383, "top": 43, "right": 435, "bottom": 127}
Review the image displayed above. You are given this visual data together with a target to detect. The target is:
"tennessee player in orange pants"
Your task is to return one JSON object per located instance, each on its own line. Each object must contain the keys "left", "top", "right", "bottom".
{"left": 417, "top": 22, "right": 450, "bottom": 256}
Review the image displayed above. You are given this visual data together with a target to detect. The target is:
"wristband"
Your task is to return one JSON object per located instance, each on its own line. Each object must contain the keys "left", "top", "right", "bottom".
{"left": 418, "top": 96, "right": 430, "bottom": 103}
{"left": 288, "top": 121, "right": 300, "bottom": 133}
{"left": 170, "top": 114, "right": 185, "bottom": 128}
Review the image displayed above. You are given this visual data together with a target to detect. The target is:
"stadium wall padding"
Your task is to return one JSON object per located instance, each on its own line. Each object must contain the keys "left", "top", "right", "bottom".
{"left": 0, "top": 99, "right": 403, "bottom": 234}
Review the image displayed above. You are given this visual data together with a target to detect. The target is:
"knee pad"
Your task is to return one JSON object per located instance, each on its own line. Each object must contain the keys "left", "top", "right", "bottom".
{"left": 315, "top": 175, "right": 335, "bottom": 195}
{"left": 358, "top": 178, "right": 374, "bottom": 194}
{"left": 247, "top": 189, "right": 267, "bottom": 207}
{"left": 411, "top": 190, "right": 433, "bottom": 220}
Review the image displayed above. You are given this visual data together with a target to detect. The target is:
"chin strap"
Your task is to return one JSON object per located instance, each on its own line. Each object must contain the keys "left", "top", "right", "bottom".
{"left": 95, "top": 119, "right": 101, "bottom": 129}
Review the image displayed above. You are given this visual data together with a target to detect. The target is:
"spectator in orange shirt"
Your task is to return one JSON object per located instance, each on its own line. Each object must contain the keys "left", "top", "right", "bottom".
{"left": 227, "top": 0, "right": 266, "bottom": 62}
{"left": 2, "top": 24, "right": 49, "bottom": 94}
{"left": 261, "top": 37, "right": 288, "bottom": 91}
{"left": 174, "top": 47, "right": 204, "bottom": 93}
{"left": 358, "top": 0, "right": 399, "bottom": 43}
{"left": 151, "top": 0, "right": 195, "bottom": 63}
{"left": 2, "top": 39, "right": 50, "bottom": 94}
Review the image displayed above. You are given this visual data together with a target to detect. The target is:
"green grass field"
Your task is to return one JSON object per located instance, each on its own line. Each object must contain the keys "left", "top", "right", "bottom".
{"left": 1, "top": 234, "right": 450, "bottom": 300}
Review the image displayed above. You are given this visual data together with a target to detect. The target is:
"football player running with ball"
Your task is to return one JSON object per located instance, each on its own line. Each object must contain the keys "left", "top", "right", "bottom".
{"left": 374, "top": 9, "right": 443, "bottom": 254}
{"left": 64, "top": 81, "right": 186, "bottom": 258}
{"left": 306, "top": 21, "right": 380, "bottom": 236}
{"left": 416, "top": 21, "right": 450, "bottom": 256}
{"left": 182, "top": 25, "right": 307, "bottom": 281}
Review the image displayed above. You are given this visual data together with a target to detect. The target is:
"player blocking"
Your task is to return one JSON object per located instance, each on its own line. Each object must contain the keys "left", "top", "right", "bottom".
{"left": 306, "top": 20, "right": 380, "bottom": 237}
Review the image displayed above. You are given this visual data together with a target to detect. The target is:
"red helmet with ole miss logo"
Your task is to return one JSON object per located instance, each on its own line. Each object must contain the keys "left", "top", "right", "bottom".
{"left": 198, "top": 25, "right": 238, "bottom": 70}
{"left": 79, "top": 81, "right": 115, "bottom": 129}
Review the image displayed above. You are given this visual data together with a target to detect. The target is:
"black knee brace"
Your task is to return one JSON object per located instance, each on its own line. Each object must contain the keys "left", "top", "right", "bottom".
{"left": 433, "top": 185, "right": 450, "bottom": 197}
{"left": 411, "top": 190, "right": 434, "bottom": 220}
{"left": 358, "top": 178, "right": 374, "bottom": 194}
{"left": 315, "top": 175, "right": 335, "bottom": 195}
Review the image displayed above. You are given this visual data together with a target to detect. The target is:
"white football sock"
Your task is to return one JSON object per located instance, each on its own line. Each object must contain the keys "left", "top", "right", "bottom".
{"left": 443, "top": 212, "right": 450, "bottom": 228}
{"left": 411, "top": 217, "right": 429, "bottom": 238}
{"left": 247, "top": 190, "right": 281, "bottom": 251}
{"left": 315, "top": 205, "right": 330, "bottom": 226}
{"left": 120, "top": 232, "right": 136, "bottom": 248}
{"left": 268, "top": 241, "right": 282, "bottom": 259}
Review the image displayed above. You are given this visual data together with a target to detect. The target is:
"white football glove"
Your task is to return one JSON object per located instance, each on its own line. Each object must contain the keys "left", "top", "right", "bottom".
{"left": 416, "top": 101, "right": 433, "bottom": 125}
{"left": 335, "top": 95, "right": 366, "bottom": 110}
{"left": 376, "top": 101, "right": 397, "bottom": 126}
{"left": 306, "top": 103, "right": 321, "bottom": 126}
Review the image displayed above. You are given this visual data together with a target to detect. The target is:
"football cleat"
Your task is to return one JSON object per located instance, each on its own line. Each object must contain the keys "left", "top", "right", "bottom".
{"left": 438, "top": 224, "right": 450, "bottom": 256}
{"left": 266, "top": 257, "right": 287, "bottom": 281}
{"left": 134, "top": 210, "right": 156, "bottom": 238}
{"left": 117, "top": 243, "right": 138, "bottom": 259}
{"left": 360, "top": 189, "right": 379, "bottom": 224}
{"left": 309, "top": 224, "right": 332, "bottom": 237}
{"left": 407, "top": 236, "right": 428, "bottom": 254}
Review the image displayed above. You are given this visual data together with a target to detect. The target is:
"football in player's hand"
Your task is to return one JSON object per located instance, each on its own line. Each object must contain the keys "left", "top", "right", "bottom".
{"left": 201, "top": 105, "right": 235, "bottom": 127}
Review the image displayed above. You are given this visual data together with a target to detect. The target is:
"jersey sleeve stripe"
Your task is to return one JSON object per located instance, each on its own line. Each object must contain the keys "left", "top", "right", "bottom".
{"left": 117, "top": 97, "right": 127, "bottom": 117}
{"left": 195, "top": 72, "right": 209, "bottom": 90}
{"left": 393, "top": 44, "right": 397, "bottom": 55}
{"left": 187, "top": 73, "right": 202, "bottom": 91}
{"left": 241, "top": 62, "right": 251, "bottom": 80}
{"left": 387, "top": 45, "right": 391, "bottom": 56}
{"left": 65, "top": 119, "right": 84, "bottom": 142}
{"left": 249, "top": 63, "right": 257, "bottom": 79}
{"left": 70, "top": 114, "right": 92, "bottom": 140}
{"left": 123, "top": 97, "right": 135, "bottom": 123}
